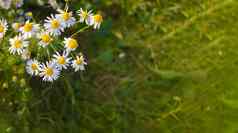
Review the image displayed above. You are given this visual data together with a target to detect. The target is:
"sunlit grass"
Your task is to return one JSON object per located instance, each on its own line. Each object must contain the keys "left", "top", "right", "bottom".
{"left": 0, "top": 0, "right": 237, "bottom": 132}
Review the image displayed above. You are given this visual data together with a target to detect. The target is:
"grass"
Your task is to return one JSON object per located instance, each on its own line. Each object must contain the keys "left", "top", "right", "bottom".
{"left": 0, "top": 0, "right": 238, "bottom": 132}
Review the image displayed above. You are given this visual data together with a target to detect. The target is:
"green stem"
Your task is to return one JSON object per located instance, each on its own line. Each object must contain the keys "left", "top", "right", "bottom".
{"left": 63, "top": 75, "right": 76, "bottom": 133}
{"left": 70, "top": 26, "right": 90, "bottom": 38}
{"left": 63, "top": 76, "right": 76, "bottom": 106}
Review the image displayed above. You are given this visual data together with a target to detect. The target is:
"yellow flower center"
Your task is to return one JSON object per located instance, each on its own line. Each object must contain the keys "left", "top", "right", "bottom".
{"left": 14, "top": 40, "right": 22, "bottom": 48}
{"left": 0, "top": 25, "right": 4, "bottom": 33}
{"left": 31, "top": 63, "right": 38, "bottom": 70}
{"left": 45, "top": 67, "right": 54, "bottom": 76}
{"left": 76, "top": 58, "right": 83, "bottom": 65}
{"left": 82, "top": 11, "right": 88, "bottom": 19}
{"left": 68, "top": 39, "right": 78, "bottom": 49}
{"left": 26, "top": 12, "right": 33, "bottom": 17}
{"left": 58, "top": 56, "right": 66, "bottom": 65}
{"left": 62, "top": 12, "right": 70, "bottom": 21}
{"left": 94, "top": 14, "right": 103, "bottom": 23}
{"left": 51, "top": 19, "right": 60, "bottom": 29}
{"left": 41, "top": 34, "right": 51, "bottom": 43}
{"left": 23, "top": 23, "right": 33, "bottom": 32}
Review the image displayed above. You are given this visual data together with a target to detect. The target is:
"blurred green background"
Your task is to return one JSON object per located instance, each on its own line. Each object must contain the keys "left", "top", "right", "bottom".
{"left": 0, "top": 0, "right": 238, "bottom": 132}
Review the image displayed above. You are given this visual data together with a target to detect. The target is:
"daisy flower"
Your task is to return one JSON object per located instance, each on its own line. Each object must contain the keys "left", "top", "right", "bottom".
{"left": 53, "top": 51, "right": 71, "bottom": 70}
{"left": 0, "top": 0, "right": 11, "bottom": 10}
{"left": 0, "top": 18, "right": 8, "bottom": 38}
{"left": 39, "top": 61, "right": 60, "bottom": 82}
{"left": 71, "top": 54, "right": 87, "bottom": 72}
{"left": 26, "top": 59, "right": 40, "bottom": 76}
{"left": 20, "top": 20, "right": 39, "bottom": 38}
{"left": 12, "top": 22, "right": 21, "bottom": 32}
{"left": 37, "top": 31, "right": 53, "bottom": 47}
{"left": 13, "top": 0, "right": 24, "bottom": 8}
{"left": 77, "top": 8, "right": 94, "bottom": 26}
{"left": 21, "top": 49, "right": 31, "bottom": 60}
{"left": 44, "top": 15, "right": 64, "bottom": 36}
{"left": 63, "top": 37, "right": 79, "bottom": 52}
{"left": 49, "top": 0, "right": 59, "bottom": 9}
{"left": 9, "top": 35, "right": 29, "bottom": 55}
{"left": 91, "top": 14, "right": 103, "bottom": 29}
{"left": 56, "top": 9, "right": 76, "bottom": 28}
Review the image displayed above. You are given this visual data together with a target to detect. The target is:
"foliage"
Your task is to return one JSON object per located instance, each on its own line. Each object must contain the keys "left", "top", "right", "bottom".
{"left": 0, "top": 0, "right": 237, "bottom": 132}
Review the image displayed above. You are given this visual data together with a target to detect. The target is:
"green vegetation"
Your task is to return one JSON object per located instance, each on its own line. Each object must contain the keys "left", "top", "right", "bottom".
{"left": 0, "top": 0, "right": 238, "bottom": 132}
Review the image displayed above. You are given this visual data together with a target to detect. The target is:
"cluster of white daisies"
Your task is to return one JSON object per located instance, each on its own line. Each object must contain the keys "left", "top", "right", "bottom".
{"left": 0, "top": 8, "right": 103, "bottom": 82}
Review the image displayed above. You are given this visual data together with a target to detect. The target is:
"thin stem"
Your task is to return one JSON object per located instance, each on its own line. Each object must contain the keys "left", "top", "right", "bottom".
{"left": 50, "top": 44, "right": 58, "bottom": 53}
{"left": 63, "top": 75, "right": 76, "bottom": 107}
{"left": 63, "top": 75, "right": 76, "bottom": 133}
{"left": 46, "top": 49, "right": 51, "bottom": 60}
{"left": 70, "top": 52, "right": 76, "bottom": 59}
{"left": 70, "top": 26, "right": 90, "bottom": 38}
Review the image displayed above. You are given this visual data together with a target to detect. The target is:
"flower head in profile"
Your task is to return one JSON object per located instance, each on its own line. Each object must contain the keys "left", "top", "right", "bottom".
{"left": 21, "top": 49, "right": 31, "bottom": 60}
{"left": 77, "top": 8, "right": 93, "bottom": 26}
{"left": 37, "top": 31, "right": 53, "bottom": 47}
{"left": 20, "top": 20, "right": 39, "bottom": 38}
{"left": 25, "top": 12, "right": 33, "bottom": 20}
{"left": 64, "top": 37, "right": 79, "bottom": 52}
{"left": 12, "top": 22, "right": 21, "bottom": 32}
{"left": 26, "top": 59, "right": 40, "bottom": 76}
{"left": 44, "top": 15, "right": 64, "bottom": 36}
{"left": 39, "top": 61, "right": 60, "bottom": 82}
{"left": 56, "top": 9, "right": 76, "bottom": 28}
{"left": 0, "top": 18, "right": 8, "bottom": 38}
{"left": 9, "top": 35, "right": 29, "bottom": 55}
{"left": 91, "top": 14, "right": 103, "bottom": 29}
{"left": 71, "top": 54, "right": 87, "bottom": 72}
{"left": 53, "top": 51, "right": 71, "bottom": 70}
